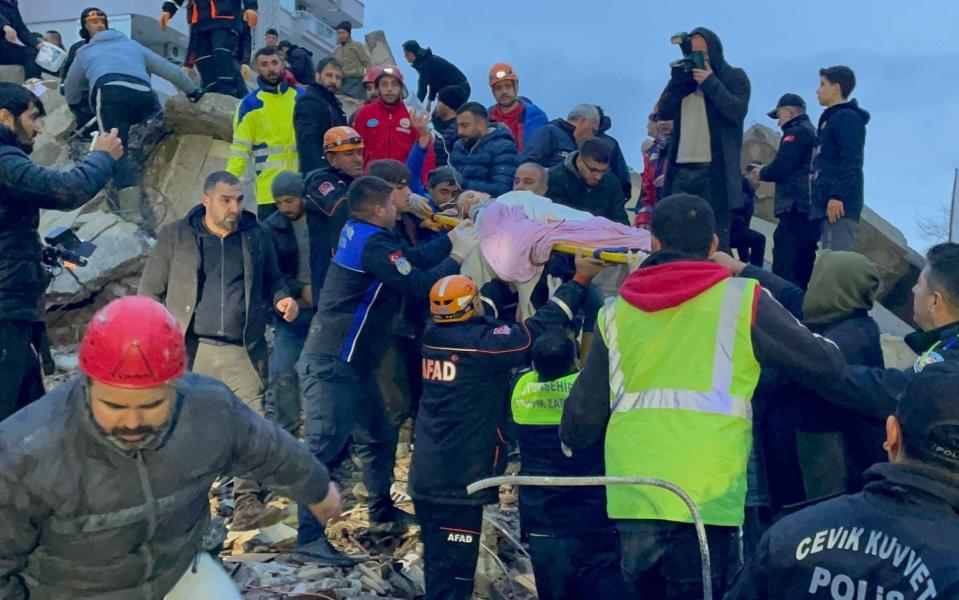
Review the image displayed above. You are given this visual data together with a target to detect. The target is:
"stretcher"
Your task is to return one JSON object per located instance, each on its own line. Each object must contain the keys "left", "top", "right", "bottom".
{"left": 467, "top": 475, "right": 714, "bottom": 600}
{"left": 430, "top": 213, "right": 638, "bottom": 265}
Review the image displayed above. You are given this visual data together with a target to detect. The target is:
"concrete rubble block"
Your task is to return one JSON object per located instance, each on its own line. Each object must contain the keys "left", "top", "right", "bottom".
{"left": 163, "top": 92, "right": 239, "bottom": 142}
{"left": 881, "top": 333, "right": 918, "bottom": 370}
{"left": 741, "top": 124, "right": 780, "bottom": 222}
{"left": 0, "top": 65, "right": 24, "bottom": 84}
{"left": 855, "top": 206, "right": 924, "bottom": 328}
{"left": 146, "top": 134, "right": 230, "bottom": 228}
{"left": 44, "top": 212, "right": 153, "bottom": 307}
{"left": 364, "top": 30, "right": 397, "bottom": 67}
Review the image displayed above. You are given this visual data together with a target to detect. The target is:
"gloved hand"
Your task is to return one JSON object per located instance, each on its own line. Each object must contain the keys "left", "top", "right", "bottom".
{"left": 408, "top": 193, "right": 434, "bottom": 221}
{"left": 186, "top": 89, "right": 204, "bottom": 103}
{"left": 448, "top": 220, "right": 479, "bottom": 263}
{"left": 243, "top": 9, "right": 258, "bottom": 27}
{"left": 159, "top": 12, "right": 172, "bottom": 31}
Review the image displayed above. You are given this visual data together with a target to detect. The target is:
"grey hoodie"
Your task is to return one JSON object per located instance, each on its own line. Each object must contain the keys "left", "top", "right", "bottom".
{"left": 64, "top": 29, "right": 197, "bottom": 106}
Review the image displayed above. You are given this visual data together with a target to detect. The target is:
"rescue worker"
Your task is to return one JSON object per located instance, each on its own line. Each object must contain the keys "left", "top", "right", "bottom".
{"left": 409, "top": 254, "right": 605, "bottom": 600}
{"left": 293, "top": 176, "right": 479, "bottom": 566}
{"left": 60, "top": 7, "right": 109, "bottom": 126}
{"left": 0, "top": 296, "right": 342, "bottom": 599}
{"left": 487, "top": 62, "right": 548, "bottom": 153}
{"left": 725, "top": 362, "right": 959, "bottom": 599}
{"left": 559, "top": 193, "right": 848, "bottom": 597}
{"left": 160, "top": 0, "right": 257, "bottom": 97}
{"left": 227, "top": 46, "right": 301, "bottom": 221}
{"left": 510, "top": 331, "right": 628, "bottom": 599}
{"left": 300, "top": 125, "right": 366, "bottom": 289}
{"left": 352, "top": 65, "right": 436, "bottom": 183}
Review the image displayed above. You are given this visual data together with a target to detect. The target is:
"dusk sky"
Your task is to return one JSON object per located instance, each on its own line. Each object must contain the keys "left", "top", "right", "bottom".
{"left": 365, "top": 0, "right": 959, "bottom": 250}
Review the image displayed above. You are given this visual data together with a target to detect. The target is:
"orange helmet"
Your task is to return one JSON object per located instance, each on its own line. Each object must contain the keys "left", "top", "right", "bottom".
{"left": 363, "top": 65, "right": 383, "bottom": 85}
{"left": 488, "top": 62, "right": 518, "bottom": 87}
{"left": 323, "top": 126, "right": 364, "bottom": 153}
{"left": 430, "top": 275, "right": 479, "bottom": 323}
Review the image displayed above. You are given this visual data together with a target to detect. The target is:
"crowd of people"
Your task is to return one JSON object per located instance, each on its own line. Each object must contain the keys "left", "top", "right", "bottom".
{"left": 0, "top": 2, "right": 957, "bottom": 598}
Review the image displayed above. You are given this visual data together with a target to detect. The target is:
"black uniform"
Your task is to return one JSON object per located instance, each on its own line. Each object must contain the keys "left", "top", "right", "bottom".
{"left": 295, "top": 219, "right": 457, "bottom": 546}
{"left": 759, "top": 113, "right": 819, "bottom": 288}
{"left": 409, "top": 280, "right": 589, "bottom": 600}
{"left": 726, "top": 463, "right": 959, "bottom": 599}
{"left": 294, "top": 84, "right": 347, "bottom": 174}
{"left": 162, "top": 0, "right": 256, "bottom": 97}
{"left": 510, "top": 369, "right": 627, "bottom": 600}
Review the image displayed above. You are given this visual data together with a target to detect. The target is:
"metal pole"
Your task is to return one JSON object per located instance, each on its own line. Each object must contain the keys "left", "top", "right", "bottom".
{"left": 949, "top": 168, "right": 959, "bottom": 243}
{"left": 467, "top": 475, "right": 713, "bottom": 600}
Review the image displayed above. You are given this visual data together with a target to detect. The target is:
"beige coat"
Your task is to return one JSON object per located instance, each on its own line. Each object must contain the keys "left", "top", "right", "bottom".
{"left": 335, "top": 38, "right": 372, "bottom": 78}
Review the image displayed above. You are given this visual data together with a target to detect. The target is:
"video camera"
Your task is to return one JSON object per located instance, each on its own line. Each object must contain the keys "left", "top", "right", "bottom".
{"left": 41, "top": 227, "right": 96, "bottom": 272}
{"left": 669, "top": 32, "right": 706, "bottom": 73}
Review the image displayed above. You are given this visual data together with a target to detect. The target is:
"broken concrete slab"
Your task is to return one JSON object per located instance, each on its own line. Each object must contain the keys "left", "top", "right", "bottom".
{"left": 364, "top": 30, "right": 397, "bottom": 67}
{"left": 164, "top": 93, "right": 238, "bottom": 142}
{"left": 0, "top": 65, "right": 24, "bottom": 84}
{"left": 881, "top": 334, "right": 918, "bottom": 370}
{"left": 144, "top": 134, "right": 231, "bottom": 228}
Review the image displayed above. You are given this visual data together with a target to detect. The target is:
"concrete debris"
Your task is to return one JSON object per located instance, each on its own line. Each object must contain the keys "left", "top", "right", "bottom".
{"left": 164, "top": 93, "right": 240, "bottom": 142}
{"left": 364, "top": 30, "right": 398, "bottom": 67}
{"left": 53, "top": 353, "right": 78, "bottom": 372}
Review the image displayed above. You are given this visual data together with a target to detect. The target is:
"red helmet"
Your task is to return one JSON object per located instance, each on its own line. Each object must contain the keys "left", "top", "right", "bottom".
{"left": 79, "top": 296, "right": 187, "bottom": 389}
{"left": 375, "top": 64, "right": 404, "bottom": 85}
{"left": 363, "top": 65, "right": 383, "bottom": 85}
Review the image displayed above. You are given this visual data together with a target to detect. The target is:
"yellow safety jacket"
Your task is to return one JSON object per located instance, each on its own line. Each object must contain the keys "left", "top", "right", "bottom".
{"left": 601, "top": 277, "right": 760, "bottom": 527}
{"left": 227, "top": 82, "right": 301, "bottom": 205}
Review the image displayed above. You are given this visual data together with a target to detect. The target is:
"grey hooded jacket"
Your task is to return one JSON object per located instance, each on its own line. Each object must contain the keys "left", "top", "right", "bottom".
{"left": 64, "top": 29, "right": 198, "bottom": 106}
{"left": 0, "top": 373, "right": 330, "bottom": 599}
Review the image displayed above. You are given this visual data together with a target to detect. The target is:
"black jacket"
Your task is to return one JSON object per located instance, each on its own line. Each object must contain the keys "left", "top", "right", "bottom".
{"left": 0, "top": 126, "right": 115, "bottom": 322}
{"left": 137, "top": 206, "right": 289, "bottom": 378}
{"left": 725, "top": 463, "right": 959, "bottom": 599}
{"left": 410, "top": 48, "right": 469, "bottom": 104}
{"left": 0, "top": 373, "right": 330, "bottom": 600}
{"left": 449, "top": 124, "right": 519, "bottom": 197}
{"left": 286, "top": 45, "right": 315, "bottom": 86}
{"left": 812, "top": 99, "right": 870, "bottom": 221}
{"left": 430, "top": 113, "right": 458, "bottom": 167}
{"left": 546, "top": 151, "right": 629, "bottom": 224}
{"left": 0, "top": 0, "right": 30, "bottom": 47}
{"left": 294, "top": 83, "right": 347, "bottom": 173}
{"left": 161, "top": 0, "right": 257, "bottom": 31}
{"left": 409, "top": 280, "right": 589, "bottom": 506}
{"left": 300, "top": 220, "right": 457, "bottom": 374}
{"left": 658, "top": 27, "right": 750, "bottom": 210}
{"left": 759, "top": 113, "right": 817, "bottom": 217}
{"left": 521, "top": 117, "right": 631, "bottom": 201}
{"left": 299, "top": 166, "right": 355, "bottom": 294}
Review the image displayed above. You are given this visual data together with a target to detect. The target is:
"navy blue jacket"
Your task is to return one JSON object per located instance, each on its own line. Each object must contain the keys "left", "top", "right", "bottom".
{"left": 410, "top": 48, "right": 469, "bottom": 104}
{"left": 0, "top": 126, "right": 115, "bottom": 321}
{"left": 294, "top": 83, "right": 347, "bottom": 174}
{"left": 759, "top": 113, "right": 817, "bottom": 217}
{"left": 812, "top": 99, "right": 870, "bottom": 221}
{"left": 726, "top": 463, "right": 959, "bottom": 599}
{"left": 430, "top": 113, "right": 458, "bottom": 167}
{"left": 449, "top": 124, "right": 519, "bottom": 197}
{"left": 299, "top": 220, "right": 456, "bottom": 374}
{"left": 409, "top": 280, "right": 589, "bottom": 506}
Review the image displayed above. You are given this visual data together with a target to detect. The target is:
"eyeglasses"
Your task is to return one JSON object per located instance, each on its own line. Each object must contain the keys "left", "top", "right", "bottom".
{"left": 581, "top": 159, "right": 610, "bottom": 176}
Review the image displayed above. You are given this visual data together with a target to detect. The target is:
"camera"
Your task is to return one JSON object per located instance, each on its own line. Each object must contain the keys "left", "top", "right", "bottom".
{"left": 41, "top": 227, "right": 96, "bottom": 271}
{"left": 669, "top": 32, "right": 706, "bottom": 72}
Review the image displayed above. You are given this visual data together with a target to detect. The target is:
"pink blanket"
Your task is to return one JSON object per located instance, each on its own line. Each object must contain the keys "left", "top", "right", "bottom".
{"left": 478, "top": 202, "right": 652, "bottom": 282}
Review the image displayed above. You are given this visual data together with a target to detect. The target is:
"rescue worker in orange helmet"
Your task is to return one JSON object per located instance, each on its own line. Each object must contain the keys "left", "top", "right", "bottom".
{"left": 487, "top": 62, "right": 549, "bottom": 153}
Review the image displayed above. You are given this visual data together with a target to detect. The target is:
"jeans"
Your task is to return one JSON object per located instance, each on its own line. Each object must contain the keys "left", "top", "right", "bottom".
{"left": 269, "top": 308, "right": 314, "bottom": 431}
{"left": 296, "top": 354, "right": 398, "bottom": 544}
{"left": 0, "top": 319, "right": 45, "bottom": 422}
{"left": 618, "top": 520, "right": 737, "bottom": 599}
{"left": 821, "top": 217, "right": 858, "bottom": 251}
{"left": 671, "top": 164, "right": 731, "bottom": 251}
{"left": 772, "top": 212, "right": 822, "bottom": 289}
{"left": 527, "top": 531, "right": 627, "bottom": 600}
{"left": 413, "top": 500, "right": 483, "bottom": 600}
{"left": 340, "top": 75, "right": 366, "bottom": 100}
{"left": 191, "top": 340, "right": 265, "bottom": 501}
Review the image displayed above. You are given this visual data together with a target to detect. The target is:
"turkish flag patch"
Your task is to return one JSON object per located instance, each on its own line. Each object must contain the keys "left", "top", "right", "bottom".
{"left": 389, "top": 251, "right": 403, "bottom": 263}
{"left": 783, "top": 135, "right": 796, "bottom": 142}
{"left": 319, "top": 181, "right": 335, "bottom": 196}
{"left": 492, "top": 325, "right": 511, "bottom": 335}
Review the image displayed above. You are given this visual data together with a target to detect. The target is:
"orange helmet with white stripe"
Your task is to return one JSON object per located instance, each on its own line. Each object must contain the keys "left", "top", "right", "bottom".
{"left": 429, "top": 275, "right": 478, "bottom": 323}
{"left": 323, "top": 126, "right": 364, "bottom": 153}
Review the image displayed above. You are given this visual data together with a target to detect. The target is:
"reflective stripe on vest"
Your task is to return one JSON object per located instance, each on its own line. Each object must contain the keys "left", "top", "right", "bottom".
{"left": 602, "top": 276, "right": 760, "bottom": 527}
{"left": 511, "top": 371, "right": 578, "bottom": 426}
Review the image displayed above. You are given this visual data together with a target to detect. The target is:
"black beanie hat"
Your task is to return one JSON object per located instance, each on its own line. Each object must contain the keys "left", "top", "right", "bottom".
{"left": 402, "top": 40, "right": 422, "bottom": 55}
{"left": 79, "top": 7, "right": 108, "bottom": 41}
{"left": 437, "top": 85, "right": 468, "bottom": 111}
{"left": 335, "top": 20, "right": 352, "bottom": 33}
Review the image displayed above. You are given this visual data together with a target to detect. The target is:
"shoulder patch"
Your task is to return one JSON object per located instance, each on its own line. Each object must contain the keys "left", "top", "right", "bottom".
{"left": 492, "top": 325, "right": 511, "bottom": 335}
{"left": 319, "top": 181, "right": 335, "bottom": 196}
{"left": 782, "top": 135, "right": 795, "bottom": 142}
{"left": 367, "top": 118, "right": 379, "bottom": 128}
{"left": 390, "top": 251, "right": 411, "bottom": 275}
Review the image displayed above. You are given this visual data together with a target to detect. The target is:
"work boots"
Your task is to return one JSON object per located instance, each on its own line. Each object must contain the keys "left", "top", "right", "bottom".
{"left": 292, "top": 538, "right": 357, "bottom": 567}
{"left": 230, "top": 495, "right": 284, "bottom": 532}
{"left": 369, "top": 505, "right": 418, "bottom": 536}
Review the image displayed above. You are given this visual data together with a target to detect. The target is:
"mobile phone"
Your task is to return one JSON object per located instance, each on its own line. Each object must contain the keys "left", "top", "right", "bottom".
{"left": 691, "top": 51, "right": 706, "bottom": 70}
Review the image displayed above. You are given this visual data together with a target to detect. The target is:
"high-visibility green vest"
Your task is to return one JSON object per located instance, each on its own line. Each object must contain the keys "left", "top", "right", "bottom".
{"left": 511, "top": 371, "right": 579, "bottom": 426}
{"left": 601, "top": 277, "right": 760, "bottom": 527}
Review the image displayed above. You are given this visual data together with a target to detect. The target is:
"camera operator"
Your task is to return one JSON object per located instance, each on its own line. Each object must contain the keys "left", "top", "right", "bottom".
{"left": 0, "top": 82, "right": 123, "bottom": 421}
{"left": 657, "top": 27, "right": 750, "bottom": 251}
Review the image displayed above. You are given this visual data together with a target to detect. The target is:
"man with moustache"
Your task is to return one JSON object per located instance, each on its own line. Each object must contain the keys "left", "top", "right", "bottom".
{"left": 139, "top": 170, "right": 300, "bottom": 531}
{"left": 295, "top": 57, "right": 348, "bottom": 173}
